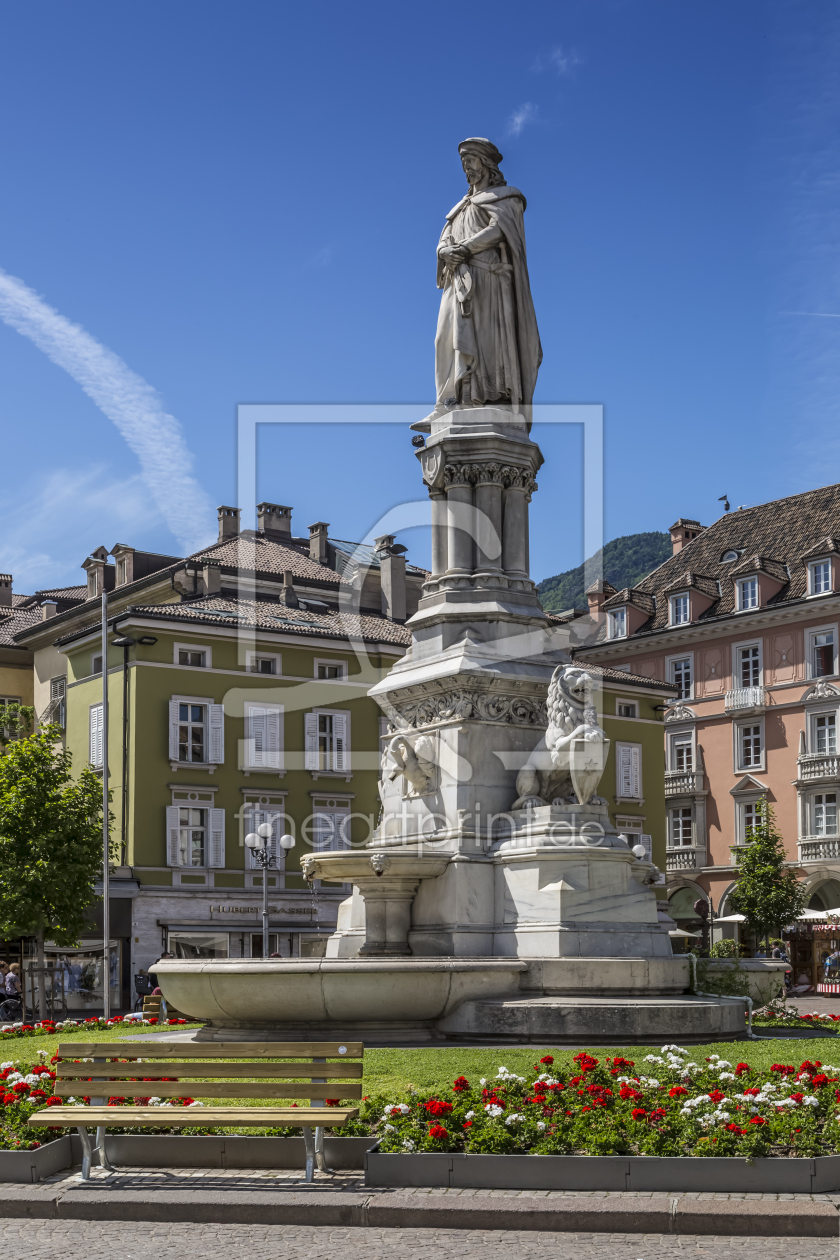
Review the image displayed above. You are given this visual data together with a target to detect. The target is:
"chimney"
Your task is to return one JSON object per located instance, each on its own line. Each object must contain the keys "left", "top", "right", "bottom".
{"left": 309, "top": 521, "right": 329, "bottom": 565}
{"left": 200, "top": 561, "right": 222, "bottom": 595}
{"left": 375, "top": 535, "right": 407, "bottom": 623}
{"left": 41, "top": 600, "right": 58, "bottom": 620}
{"left": 669, "top": 518, "right": 704, "bottom": 556}
{"left": 278, "top": 570, "right": 299, "bottom": 607}
{"left": 585, "top": 579, "right": 616, "bottom": 619}
{"left": 257, "top": 503, "right": 293, "bottom": 540}
{"left": 0, "top": 574, "right": 11, "bottom": 609}
{"left": 217, "top": 506, "right": 241, "bottom": 542}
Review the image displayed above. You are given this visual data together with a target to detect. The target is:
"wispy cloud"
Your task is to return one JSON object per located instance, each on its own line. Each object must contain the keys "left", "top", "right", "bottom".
{"left": 782, "top": 310, "right": 840, "bottom": 318}
{"left": 0, "top": 266, "right": 213, "bottom": 554}
{"left": 0, "top": 466, "right": 163, "bottom": 591}
{"left": 532, "top": 44, "right": 582, "bottom": 76}
{"left": 505, "top": 102, "right": 539, "bottom": 138}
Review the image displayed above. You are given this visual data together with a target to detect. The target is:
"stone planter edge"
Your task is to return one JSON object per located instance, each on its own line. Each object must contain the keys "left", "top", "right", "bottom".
{"left": 0, "top": 1136, "right": 74, "bottom": 1183}
{"left": 364, "top": 1145, "right": 840, "bottom": 1193}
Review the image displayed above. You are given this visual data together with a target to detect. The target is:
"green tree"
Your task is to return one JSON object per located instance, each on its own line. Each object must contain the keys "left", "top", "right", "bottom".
{"left": 0, "top": 701, "right": 35, "bottom": 748}
{"left": 0, "top": 723, "right": 113, "bottom": 1018}
{"left": 728, "top": 799, "right": 807, "bottom": 947}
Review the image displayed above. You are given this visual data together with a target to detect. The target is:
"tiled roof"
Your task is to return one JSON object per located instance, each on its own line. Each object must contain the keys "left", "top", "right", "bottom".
{"left": 730, "top": 554, "right": 788, "bottom": 583}
{"left": 610, "top": 482, "right": 840, "bottom": 635}
{"left": 661, "top": 571, "right": 720, "bottom": 599}
{"left": 195, "top": 534, "right": 345, "bottom": 585}
{"left": 603, "top": 587, "right": 657, "bottom": 614}
{"left": 575, "top": 658, "right": 676, "bottom": 693}
{"left": 107, "top": 595, "right": 412, "bottom": 648}
{"left": 0, "top": 605, "right": 42, "bottom": 645}
{"left": 801, "top": 537, "right": 840, "bottom": 559}
{"left": 36, "top": 584, "right": 88, "bottom": 601}
{"left": 11, "top": 593, "right": 32, "bottom": 606}
{"left": 585, "top": 579, "right": 616, "bottom": 596}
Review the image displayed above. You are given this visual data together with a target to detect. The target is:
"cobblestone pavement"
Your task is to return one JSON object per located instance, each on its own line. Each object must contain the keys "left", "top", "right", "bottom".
{"left": 787, "top": 995, "right": 840, "bottom": 1015}
{"left": 0, "top": 1221, "right": 836, "bottom": 1260}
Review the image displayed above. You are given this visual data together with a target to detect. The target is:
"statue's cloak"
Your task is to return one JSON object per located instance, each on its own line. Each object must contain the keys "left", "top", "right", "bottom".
{"left": 436, "top": 186, "right": 542, "bottom": 407}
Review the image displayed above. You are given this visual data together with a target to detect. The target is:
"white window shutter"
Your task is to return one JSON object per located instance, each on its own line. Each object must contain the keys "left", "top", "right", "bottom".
{"left": 166, "top": 805, "right": 181, "bottom": 867}
{"left": 244, "top": 806, "right": 258, "bottom": 867}
{"left": 265, "top": 704, "right": 283, "bottom": 770}
{"left": 617, "top": 744, "right": 633, "bottom": 797}
{"left": 168, "top": 700, "right": 180, "bottom": 760}
{"left": 640, "top": 833, "right": 653, "bottom": 862}
{"left": 305, "top": 712, "right": 319, "bottom": 770}
{"left": 247, "top": 705, "right": 267, "bottom": 769}
{"left": 268, "top": 811, "right": 281, "bottom": 865}
{"left": 209, "top": 704, "right": 225, "bottom": 763}
{"left": 631, "top": 747, "right": 642, "bottom": 798}
{"left": 333, "top": 712, "right": 349, "bottom": 772}
{"left": 337, "top": 812, "right": 351, "bottom": 849}
{"left": 209, "top": 808, "right": 225, "bottom": 867}
{"left": 89, "top": 704, "right": 103, "bottom": 767}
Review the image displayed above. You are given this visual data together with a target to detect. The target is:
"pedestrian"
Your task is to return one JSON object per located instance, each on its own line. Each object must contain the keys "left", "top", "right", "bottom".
{"left": 5, "top": 964, "right": 21, "bottom": 997}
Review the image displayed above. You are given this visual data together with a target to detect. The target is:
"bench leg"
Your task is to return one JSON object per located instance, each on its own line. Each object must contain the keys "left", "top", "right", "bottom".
{"left": 95, "top": 1125, "right": 116, "bottom": 1174}
{"left": 302, "top": 1126, "right": 315, "bottom": 1182}
{"left": 314, "top": 1126, "right": 335, "bottom": 1174}
{"left": 76, "top": 1127, "right": 92, "bottom": 1179}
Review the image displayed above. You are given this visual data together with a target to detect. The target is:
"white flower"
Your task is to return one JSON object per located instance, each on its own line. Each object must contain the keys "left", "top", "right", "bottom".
{"left": 1, "top": 1062, "right": 17, "bottom": 1071}
{"left": 662, "top": 1044, "right": 688, "bottom": 1056}
{"left": 480, "top": 1078, "right": 487, "bottom": 1086}
{"left": 639, "top": 1077, "right": 660, "bottom": 1088}
{"left": 36, "top": 1051, "right": 47, "bottom": 1060}
{"left": 384, "top": 1123, "right": 396, "bottom": 1132}
{"left": 504, "top": 1113, "right": 525, "bottom": 1126}
{"left": 536, "top": 1074, "right": 558, "bottom": 1085}
{"left": 715, "top": 1060, "right": 732, "bottom": 1070}
{"left": 762, "top": 1084, "right": 778, "bottom": 1094}
{"left": 402, "top": 1139, "right": 416, "bottom": 1151}
{"left": 712, "top": 1110, "right": 731, "bottom": 1122}
{"left": 496, "top": 1067, "right": 525, "bottom": 1082}
{"left": 187, "top": 1101, "right": 204, "bottom": 1107}
{"left": 6, "top": 1073, "right": 23, "bottom": 1084}
{"left": 148, "top": 1097, "right": 162, "bottom": 1105}
{"left": 803, "top": 1096, "right": 820, "bottom": 1108}
{"left": 536, "top": 1121, "right": 546, "bottom": 1131}
{"left": 718, "top": 1072, "right": 735, "bottom": 1082}
{"left": 708, "top": 1055, "right": 720, "bottom": 1062}
{"left": 644, "top": 1055, "right": 664, "bottom": 1065}
{"left": 24, "top": 1074, "right": 42, "bottom": 1086}
{"left": 65, "top": 1097, "right": 76, "bottom": 1104}
{"left": 484, "top": 1104, "right": 504, "bottom": 1117}
{"left": 383, "top": 1103, "right": 410, "bottom": 1116}
{"left": 159, "top": 1102, "right": 174, "bottom": 1108}
{"left": 465, "top": 1110, "right": 475, "bottom": 1120}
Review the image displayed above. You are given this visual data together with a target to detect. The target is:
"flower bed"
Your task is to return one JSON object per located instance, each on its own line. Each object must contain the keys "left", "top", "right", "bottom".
{"left": 372, "top": 1048, "right": 840, "bottom": 1158}
{"left": 752, "top": 999, "right": 840, "bottom": 1033}
{"left": 8, "top": 1043, "right": 840, "bottom": 1159}
{"left": 0, "top": 1014, "right": 190, "bottom": 1041}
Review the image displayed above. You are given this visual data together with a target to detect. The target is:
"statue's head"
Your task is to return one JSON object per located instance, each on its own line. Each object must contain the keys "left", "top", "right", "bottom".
{"left": 458, "top": 137, "right": 507, "bottom": 191}
{"left": 551, "top": 665, "right": 595, "bottom": 709}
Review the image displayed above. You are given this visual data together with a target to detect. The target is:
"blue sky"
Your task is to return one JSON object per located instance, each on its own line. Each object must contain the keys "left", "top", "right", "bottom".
{"left": 1, "top": 0, "right": 839, "bottom": 592}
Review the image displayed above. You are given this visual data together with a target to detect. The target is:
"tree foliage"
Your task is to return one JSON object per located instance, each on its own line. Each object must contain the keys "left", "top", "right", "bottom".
{"left": 728, "top": 799, "right": 807, "bottom": 942}
{"left": 537, "top": 531, "right": 671, "bottom": 613}
{"left": 0, "top": 724, "right": 113, "bottom": 946}
{"left": 0, "top": 701, "right": 35, "bottom": 749}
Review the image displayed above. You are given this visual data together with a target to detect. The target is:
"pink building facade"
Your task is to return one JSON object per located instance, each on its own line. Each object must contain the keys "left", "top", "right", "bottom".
{"left": 577, "top": 488, "right": 840, "bottom": 953}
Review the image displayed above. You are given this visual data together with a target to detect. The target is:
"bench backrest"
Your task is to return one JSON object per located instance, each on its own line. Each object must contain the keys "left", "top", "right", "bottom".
{"left": 54, "top": 1041, "right": 364, "bottom": 1102}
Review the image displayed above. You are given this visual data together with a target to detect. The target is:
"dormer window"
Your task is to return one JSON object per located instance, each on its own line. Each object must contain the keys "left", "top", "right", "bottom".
{"left": 608, "top": 608, "right": 626, "bottom": 639}
{"left": 670, "top": 592, "right": 689, "bottom": 625}
{"left": 116, "top": 558, "right": 127, "bottom": 586}
{"left": 87, "top": 569, "right": 99, "bottom": 599}
{"left": 737, "top": 577, "right": 758, "bottom": 610}
{"left": 722, "top": 550, "right": 740, "bottom": 563}
{"left": 810, "top": 560, "right": 832, "bottom": 595}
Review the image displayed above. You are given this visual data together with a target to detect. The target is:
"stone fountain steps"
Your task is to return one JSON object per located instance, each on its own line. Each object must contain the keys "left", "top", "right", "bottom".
{"left": 436, "top": 994, "right": 748, "bottom": 1043}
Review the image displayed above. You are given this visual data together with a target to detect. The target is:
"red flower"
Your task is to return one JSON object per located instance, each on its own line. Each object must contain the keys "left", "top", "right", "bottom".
{"left": 811, "top": 1074, "right": 829, "bottom": 1088}
{"left": 742, "top": 1087, "right": 761, "bottom": 1097}
{"left": 28, "top": 1089, "right": 47, "bottom": 1101}
{"left": 790, "top": 1093, "right": 805, "bottom": 1104}
{"left": 725, "top": 1123, "right": 746, "bottom": 1134}
{"left": 12, "top": 1082, "right": 30, "bottom": 1095}
{"left": 650, "top": 1108, "right": 667, "bottom": 1120}
{"left": 2, "top": 1093, "right": 17, "bottom": 1106}
{"left": 452, "top": 1077, "right": 470, "bottom": 1092}
{"left": 770, "top": 1064, "right": 796, "bottom": 1075}
{"left": 800, "top": 1060, "right": 822, "bottom": 1072}
{"left": 424, "top": 1100, "right": 454, "bottom": 1117}
{"left": 669, "top": 1086, "right": 688, "bottom": 1097}
{"left": 707, "top": 1090, "right": 726, "bottom": 1104}
{"left": 463, "top": 1120, "right": 473, "bottom": 1128}
{"left": 620, "top": 1086, "right": 643, "bottom": 1101}
{"left": 325, "top": 1099, "right": 341, "bottom": 1106}
{"left": 749, "top": 1116, "right": 767, "bottom": 1126}
{"left": 539, "top": 1056, "right": 554, "bottom": 1066}
{"left": 573, "top": 1053, "right": 599, "bottom": 1073}
{"left": 735, "top": 1063, "right": 752, "bottom": 1076}
{"left": 428, "top": 1124, "right": 448, "bottom": 1140}
{"left": 631, "top": 1108, "right": 647, "bottom": 1120}
{"left": 44, "top": 1096, "right": 63, "bottom": 1107}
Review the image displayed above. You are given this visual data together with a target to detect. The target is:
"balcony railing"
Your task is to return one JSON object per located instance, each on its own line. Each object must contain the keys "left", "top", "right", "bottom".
{"left": 665, "top": 769, "right": 703, "bottom": 797}
{"left": 666, "top": 847, "right": 704, "bottom": 871}
{"left": 799, "top": 838, "right": 840, "bottom": 862}
{"left": 724, "top": 686, "right": 766, "bottom": 712}
{"left": 797, "top": 752, "right": 840, "bottom": 783}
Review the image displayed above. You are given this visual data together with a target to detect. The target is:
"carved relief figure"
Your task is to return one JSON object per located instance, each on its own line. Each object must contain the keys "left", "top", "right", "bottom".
{"left": 434, "top": 138, "right": 542, "bottom": 417}
{"left": 382, "top": 733, "right": 436, "bottom": 799}
{"left": 512, "top": 666, "right": 609, "bottom": 808}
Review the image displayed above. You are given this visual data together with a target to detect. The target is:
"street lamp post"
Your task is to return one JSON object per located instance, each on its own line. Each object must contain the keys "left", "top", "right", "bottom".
{"left": 244, "top": 826, "right": 296, "bottom": 957}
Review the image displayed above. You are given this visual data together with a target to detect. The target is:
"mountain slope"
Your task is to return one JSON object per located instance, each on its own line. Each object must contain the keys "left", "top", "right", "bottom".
{"left": 537, "top": 531, "right": 671, "bottom": 613}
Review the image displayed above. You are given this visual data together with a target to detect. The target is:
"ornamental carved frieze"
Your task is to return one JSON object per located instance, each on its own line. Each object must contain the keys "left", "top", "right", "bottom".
{"left": 391, "top": 688, "right": 548, "bottom": 729}
{"left": 439, "top": 462, "right": 538, "bottom": 495}
{"left": 665, "top": 704, "right": 697, "bottom": 723}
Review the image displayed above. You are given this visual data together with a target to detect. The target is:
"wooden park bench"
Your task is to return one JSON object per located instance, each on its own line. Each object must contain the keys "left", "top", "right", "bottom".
{"left": 28, "top": 1040, "right": 363, "bottom": 1182}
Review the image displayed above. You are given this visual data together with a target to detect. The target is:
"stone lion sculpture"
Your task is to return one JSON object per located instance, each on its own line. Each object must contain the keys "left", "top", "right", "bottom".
{"left": 381, "top": 732, "right": 437, "bottom": 800}
{"left": 512, "top": 665, "right": 609, "bottom": 808}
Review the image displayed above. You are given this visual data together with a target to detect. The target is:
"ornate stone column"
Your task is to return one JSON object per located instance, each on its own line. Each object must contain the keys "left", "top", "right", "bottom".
{"left": 474, "top": 464, "right": 503, "bottom": 576}
{"left": 502, "top": 477, "right": 531, "bottom": 578}
{"left": 446, "top": 470, "right": 475, "bottom": 574}
{"left": 430, "top": 491, "right": 448, "bottom": 575}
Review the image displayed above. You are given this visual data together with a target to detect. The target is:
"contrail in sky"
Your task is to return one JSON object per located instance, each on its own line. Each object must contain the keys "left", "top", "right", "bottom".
{"left": 0, "top": 266, "right": 212, "bottom": 554}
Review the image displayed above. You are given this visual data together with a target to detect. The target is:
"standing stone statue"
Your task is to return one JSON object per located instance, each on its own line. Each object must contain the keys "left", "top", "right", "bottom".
{"left": 435, "top": 138, "right": 542, "bottom": 417}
